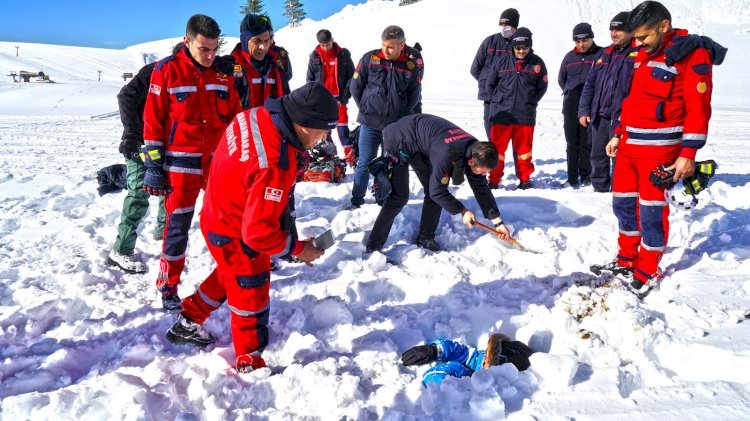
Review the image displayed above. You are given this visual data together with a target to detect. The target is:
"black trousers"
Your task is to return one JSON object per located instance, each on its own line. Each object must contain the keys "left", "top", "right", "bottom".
{"left": 590, "top": 117, "right": 613, "bottom": 192}
{"left": 366, "top": 155, "right": 442, "bottom": 251}
{"left": 563, "top": 109, "right": 592, "bottom": 184}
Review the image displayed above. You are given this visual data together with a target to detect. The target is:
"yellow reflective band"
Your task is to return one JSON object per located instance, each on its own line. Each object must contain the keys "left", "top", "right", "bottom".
{"left": 139, "top": 152, "right": 146, "bottom": 163}
{"left": 148, "top": 150, "right": 161, "bottom": 160}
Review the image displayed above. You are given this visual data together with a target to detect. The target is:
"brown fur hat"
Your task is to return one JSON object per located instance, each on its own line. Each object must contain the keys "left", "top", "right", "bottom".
{"left": 483, "top": 333, "right": 533, "bottom": 371}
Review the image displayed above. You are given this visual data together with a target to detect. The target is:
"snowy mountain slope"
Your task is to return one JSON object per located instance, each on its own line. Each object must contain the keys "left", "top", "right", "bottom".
{"left": 1, "top": 0, "right": 750, "bottom": 419}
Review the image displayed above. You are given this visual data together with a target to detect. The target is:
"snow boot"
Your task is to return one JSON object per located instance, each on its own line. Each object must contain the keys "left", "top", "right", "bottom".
{"left": 236, "top": 353, "right": 267, "bottom": 373}
{"left": 363, "top": 247, "right": 396, "bottom": 265}
{"left": 590, "top": 261, "right": 634, "bottom": 279}
{"left": 518, "top": 180, "right": 533, "bottom": 190}
{"left": 166, "top": 314, "right": 215, "bottom": 348}
{"left": 107, "top": 250, "right": 147, "bottom": 274}
{"left": 414, "top": 237, "right": 442, "bottom": 252}
{"left": 160, "top": 286, "right": 182, "bottom": 313}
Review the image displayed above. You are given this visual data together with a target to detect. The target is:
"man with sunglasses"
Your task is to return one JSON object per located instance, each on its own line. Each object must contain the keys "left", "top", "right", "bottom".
{"left": 471, "top": 8, "right": 520, "bottom": 140}
{"left": 142, "top": 15, "right": 242, "bottom": 312}
{"left": 306, "top": 29, "right": 356, "bottom": 162}
{"left": 558, "top": 23, "right": 602, "bottom": 188}
{"left": 486, "top": 28, "right": 548, "bottom": 190}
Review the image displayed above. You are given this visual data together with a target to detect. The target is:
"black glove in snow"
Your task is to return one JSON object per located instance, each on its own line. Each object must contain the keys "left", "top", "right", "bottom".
{"left": 401, "top": 343, "right": 437, "bottom": 366}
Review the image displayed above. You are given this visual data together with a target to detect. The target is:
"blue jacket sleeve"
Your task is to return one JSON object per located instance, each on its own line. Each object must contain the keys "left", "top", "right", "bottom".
{"left": 350, "top": 53, "right": 368, "bottom": 107}
{"left": 578, "top": 60, "right": 598, "bottom": 118}
{"left": 558, "top": 54, "right": 568, "bottom": 91}
{"left": 423, "top": 361, "right": 474, "bottom": 386}
{"left": 427, "top": 154, "right": 465, "bottom": 215}
{"left": 433, "top": 339, "right": 484, "bottom": 370}
{"left": 306, "top": 52, "right": 316, "bottom": 83}
{"left": 470, "top": 36, "right": 490, "bottom": 81}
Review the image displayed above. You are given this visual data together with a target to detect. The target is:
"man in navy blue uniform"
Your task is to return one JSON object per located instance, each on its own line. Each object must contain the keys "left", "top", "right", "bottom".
{"left": 471, "top": 8, "right": 520, "bottom": 139}
{"left": 365, "top": 114, "right": 510, "bottom": 254}
{"left": 486, "top": 28, "right": 548, "bottom": 190}
{"left": 349, "top": 25, "right": 422, "bottom": 209}
{"left": 578, "top": 12, "right": 638, "bottom": 192}
{"left": 558, "top": 23, "right": 603, "bottom": 188}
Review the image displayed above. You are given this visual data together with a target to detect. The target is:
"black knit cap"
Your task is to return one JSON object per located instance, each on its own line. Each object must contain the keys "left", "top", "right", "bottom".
{"left": 573, "top": 22, "right": 594, "bottom": 40}
{"left": 499, "top": 8, "right": 520, "bottom": 28}
{"left": 282, "top": 82, "right": 338, "bottom": 130}
{"left": 240, "top": 14, "right": 273, "bottom": 52}
{"left": 610, "top": 11, "right": 630, "bottom": 31}
{"left": 511, "top": 27, "right": 533, "bottom": 49}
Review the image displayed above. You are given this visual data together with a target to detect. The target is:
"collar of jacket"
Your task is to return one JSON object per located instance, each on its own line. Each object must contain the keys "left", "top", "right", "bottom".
{"left": 376, "top": 48, "right": 407, "bottom": 62}
{"left": 177, "top": 45, "right": 207, "bottom": 71}
{"left": 315, "top": 42, "right": 342, "bottom": 59}
{"left": 666, "top": 29, "right": 727, "bottom": 66}
{"left": 264, "top": 97, "right": 305, "bottom": 152}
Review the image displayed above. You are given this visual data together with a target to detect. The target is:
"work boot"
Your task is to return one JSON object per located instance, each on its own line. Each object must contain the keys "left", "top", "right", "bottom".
{"left": 107, "top": 250, "right": 147, "bottom": 274}
{"left": 518, "top": 181, "right": 533, "bottom": 190}
{"left": 414, "top": 237, "right": 442, "bottom": 252}
{"left": 161, "top": 286, "right": 182, "bottom": 313}
{"left": 236, "top": 354, "right": 267, "bottom": 373}
{"left": 590, "top": 261, "right": 634, "bottom": 279}
{"left": 166, "top": 314, "right": 215, "bottom": 348}
{"left": 488, "top": 182, "right": 501, "bottom": 190}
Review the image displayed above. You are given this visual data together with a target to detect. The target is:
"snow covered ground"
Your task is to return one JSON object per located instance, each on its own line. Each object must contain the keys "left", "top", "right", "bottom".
{"left": 1, "top": 0, "right": 750, "bottom": 419}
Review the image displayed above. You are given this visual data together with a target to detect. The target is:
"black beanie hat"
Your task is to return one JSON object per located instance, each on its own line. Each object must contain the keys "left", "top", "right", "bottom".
{"left": 610, "top": 12, "right": 630, "bottom": 31}
{"left": 282, "top": 82, "right": 338, "bottom": 130}
{"left": 573, "top": 22, "right": 594, "bottom": 41}
{"left": 511, "top": 27, "right": 533, "bottom": 49}
{"left": 240, "top": 14, "right": 273, "bottom": 53}
{"left": 499, "top": 8, "right": 520, "bottom": 28}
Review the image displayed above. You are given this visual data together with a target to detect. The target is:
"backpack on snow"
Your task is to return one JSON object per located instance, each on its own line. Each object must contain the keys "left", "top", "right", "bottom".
{"left": 303, "top": 139, "right": 346, "bottom": 183}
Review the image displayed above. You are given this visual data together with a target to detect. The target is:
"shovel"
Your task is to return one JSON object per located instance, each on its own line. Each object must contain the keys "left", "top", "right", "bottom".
{"left": 472, "top": 220, "right": 542, "bottom": 254}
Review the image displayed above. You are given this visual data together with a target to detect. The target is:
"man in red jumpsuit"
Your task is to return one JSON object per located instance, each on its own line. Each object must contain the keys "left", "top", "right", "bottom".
{"left": 597, "top": 1, "right": 726, "bottom": 295}
{"left": 166, "top": 82, "right": 339, "bottom": 373}
{"left": 142, "top": 14, "right": 242, "bottom": 312}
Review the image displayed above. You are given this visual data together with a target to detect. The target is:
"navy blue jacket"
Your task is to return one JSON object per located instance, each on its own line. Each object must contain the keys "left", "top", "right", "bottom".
{"left": 382, "top": 114, "right": 500, "bottom": 219}
{"left": 470, "top": 33, "right": 512, "bottom": 101}
{"left": 486, "top": 50, "right": 548, "bottom": 126}
{"left": 578, "top": 42, "right": 639, "bottom": 133}
{"left": 306, "top": 43, "right": 355, "bottom": 105}
{"left": 350, "top": 49, "right": 421, "bottom": 131}
{"left": 558, "top": 45, "right": 602, "bottom": 113}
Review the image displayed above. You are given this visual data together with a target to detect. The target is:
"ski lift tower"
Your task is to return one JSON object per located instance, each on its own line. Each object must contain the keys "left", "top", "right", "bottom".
{"left": 15, "top": 45, "right": 19, "bottom": 57}
{"left": 97, "top": 69, "right": 102, "bottom": 81}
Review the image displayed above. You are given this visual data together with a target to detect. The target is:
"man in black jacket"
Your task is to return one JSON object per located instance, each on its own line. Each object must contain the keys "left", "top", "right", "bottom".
{"left": 486, "top": 28, "right": 548, "bottom": 190}
{"left": 558, "top": 23, "right": 602, "bottom": 187}
{"left": 306, "top": 29, "right": 356, "bottom": 161}
{"left": 107, "top": 43, "right": 181, "bottom": 273}
{"left": 348, "top": 25, "right": 421, "bottom": 209}
{"left": 365, "top": 114, "right": 510, "bottom": 254}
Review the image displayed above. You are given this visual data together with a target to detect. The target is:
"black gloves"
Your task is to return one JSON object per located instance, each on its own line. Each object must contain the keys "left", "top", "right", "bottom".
{"left": 649, "top": 164, "right": 677, "bottom": 188}
{"left": 118, "top": 138, "right": 141, "bottom": 161}
{"left": 683, "top": 160, "right": 718, "bottom": 195}
{"left": 401, "top": 343, "right": 437, "bottom": 366}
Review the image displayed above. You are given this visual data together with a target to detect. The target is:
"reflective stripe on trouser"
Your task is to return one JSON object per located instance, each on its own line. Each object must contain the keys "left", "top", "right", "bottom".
{"left": 156, "top": 166, "right": 204, "bottom": 289}
{"left": 488, "top": 123, "right": 535, "bottom": 184}
{"left": 181, "top": 225, "right": 272, "bottom": 356}
{"left": 611, "top": 154, "right": 674, "bottom": 282}
{"left": 114, "top": 158, "right": 166, "bottom": 254}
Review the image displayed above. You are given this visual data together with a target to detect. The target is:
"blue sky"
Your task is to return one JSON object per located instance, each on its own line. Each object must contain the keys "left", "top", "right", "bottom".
{"left": 1, "top": 0, "right": 360, "bottom": 48}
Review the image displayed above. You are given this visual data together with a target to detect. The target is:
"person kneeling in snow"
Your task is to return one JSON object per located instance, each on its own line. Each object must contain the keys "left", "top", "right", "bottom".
{"left": 401, "top": 333, "right": 533, "bottom": 386}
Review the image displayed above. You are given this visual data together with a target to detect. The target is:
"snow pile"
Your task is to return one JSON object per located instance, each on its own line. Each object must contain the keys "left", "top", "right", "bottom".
{"left": 1, "top": 0, "right": 750, "bottom": 419}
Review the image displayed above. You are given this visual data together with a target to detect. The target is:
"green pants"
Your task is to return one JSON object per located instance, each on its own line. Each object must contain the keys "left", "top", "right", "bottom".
{"left": 113, "top": 158, "right": 166, "bottom": 254}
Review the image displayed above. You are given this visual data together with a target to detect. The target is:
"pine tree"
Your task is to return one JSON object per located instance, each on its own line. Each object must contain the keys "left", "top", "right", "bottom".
{"left": 399, "top": 0, "right": 421, "bottom": 5}
{"left": 240, "top": 0, "right": 265, "bottom": 15}
{"left": 283, "top": 0, "right": 307, "bottom": 27}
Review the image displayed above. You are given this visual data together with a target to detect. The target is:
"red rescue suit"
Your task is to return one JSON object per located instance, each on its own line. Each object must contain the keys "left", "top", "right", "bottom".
{"left": 231, "top": 44, "right": 286, "bottom": 109}
{"left": 181, "top": 105, "right": 304, "bottom": 360}
{"left": 612, "top": 29, "right": 719, "bottom": 284}
{"left": 143, "top": 46, "right": 242, "bottom": 292}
